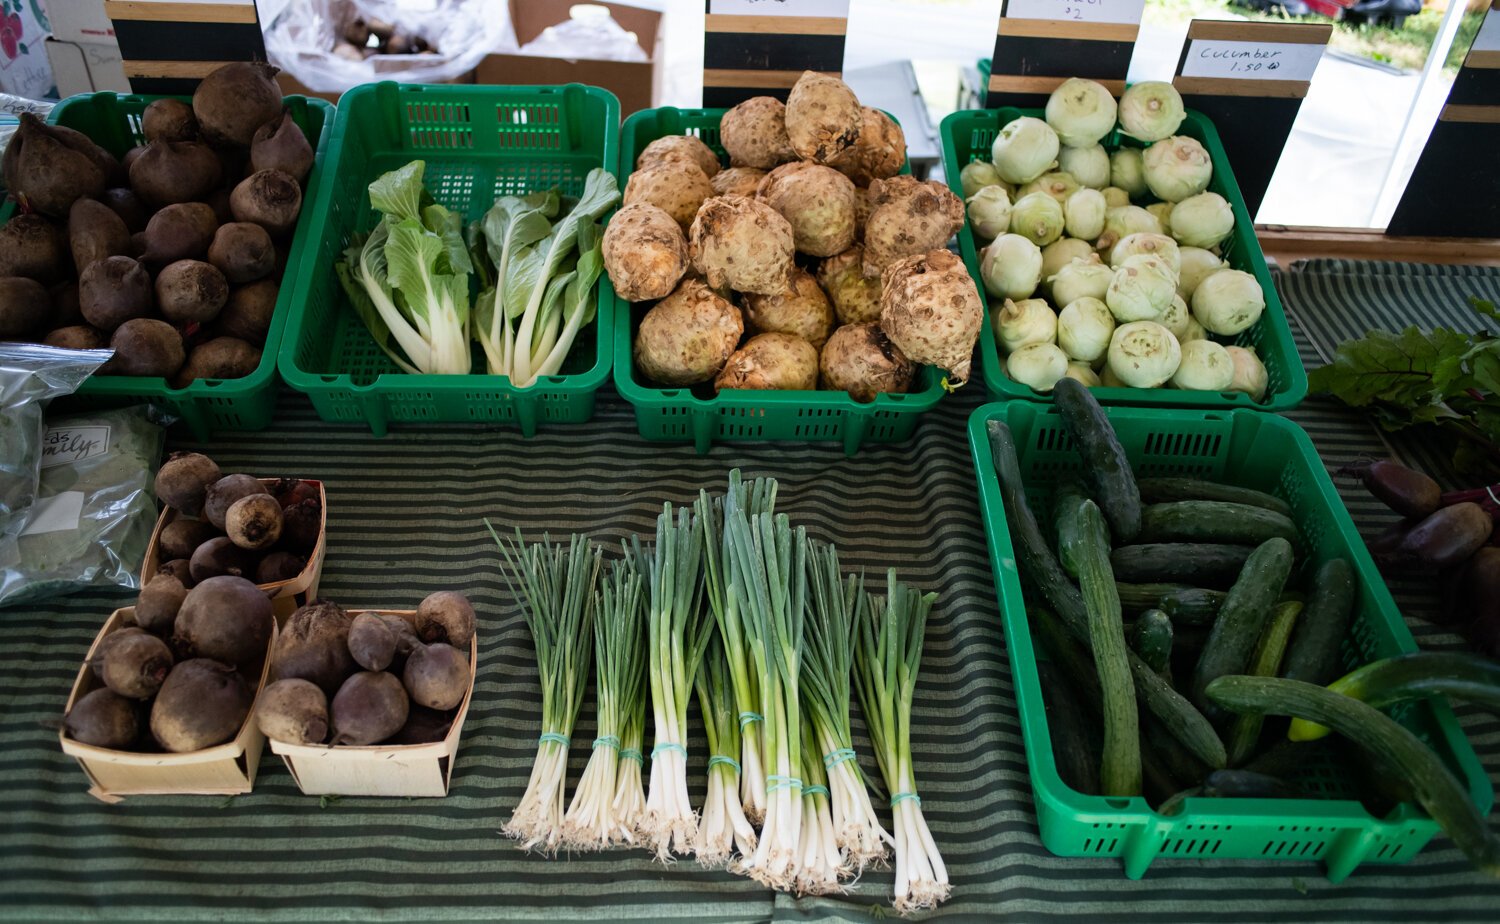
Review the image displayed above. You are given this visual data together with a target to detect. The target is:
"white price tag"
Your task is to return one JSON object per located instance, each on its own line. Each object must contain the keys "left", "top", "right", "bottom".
{"left": 1181, "top": 39, "right": 1325, "bottom": 81}
{"left": 709, "top": 0, "right": 851, "bottom": 16}
{"left": 1471, "top": 9, "right": 1500, "bottom": 54}
{"left": 1004, "top": 0, "right": 1145, "bottom": 26}
{"left": 19, "top": 492, "right": 84, "bottom": 537}
{"left": 39, "top": 426, "right": 111, "bottom": 469}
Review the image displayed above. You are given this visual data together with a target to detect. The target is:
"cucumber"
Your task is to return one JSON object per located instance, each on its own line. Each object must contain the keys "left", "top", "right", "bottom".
{"left": 1191, "top": 537, "right": 1295, "bottom": 715}
{"left": 1138, "top": 477, "right": 1294, "bottom": 518}
{"left": 1130, "top": 609, "right": 1173, "bottom": 678}
{"left": 988, "top": 420, "right": 1227, "bottom": 769}
{"left": 1201, "top": 769, "right": 1297, "bottom": 799}
{"left": 1037, "top": 659, "right": 1102, "bottom": 795}
{"left": 1110, "top": 543, "right": 1255, "bottom": 587}
{"left": 1053, "top": 376, "right": 1142, "bottom": 542}
{"left": 1117, "top": 581, "right": 1193, "bottom": 614}
{"left": 1227, "top": 599, "right": 1304, "bottom": 765}
{"left": 1280, "top": 557, "right": 1357, "bottom": 686}
{"left": 1057, "top": 495, "right": 1140, "bottom": 797}
{"left": 1207, "top": 674, "right": 1500, "bottom": 877}
{"left": 1288, "top": 652, "right": 1500, "bottom": 742}
{"left": 1033, "top": 607, "right": 1185, "bottom": 802}
{"left": 1140, "top": 501, "right": 1299, "bottom": 546}
{"left": 1053, "top": 483, "right": 1092, "bottom": 578}
{"left": 1159, "top": 588, "right": 1227, "bottom": 627}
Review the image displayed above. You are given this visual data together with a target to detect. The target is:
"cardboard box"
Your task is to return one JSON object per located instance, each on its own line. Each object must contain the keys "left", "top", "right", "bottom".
{"left": 43, "top": 0, "right": 114, "bottom": 44}
{"left": 476, "top": 0, "right": 661, "bottom": 118}
{"left": 44, "top": 38, "right": 129, "bottom": 97}
{"left": 0, "top": 0, "right": 56, "bottom": 99}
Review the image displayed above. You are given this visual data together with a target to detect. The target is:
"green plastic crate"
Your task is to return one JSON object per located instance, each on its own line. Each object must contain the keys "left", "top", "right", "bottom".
{"left": 0, "top": 92, "right": 333, "bottom": 439}
{"left": 976, "top": 58, "right": 991, "bottom": 107}
{"left": 609, "top": 107, "right": 947, "bottom": 456}
{"left": 278, "top": 82, "right": 618, "bottom": 437}
{"left": 941, "top": 108, "right": 1308, "bottom": 411}
{"left": 967, "top": 402, "right": 1491, "bottom": 880}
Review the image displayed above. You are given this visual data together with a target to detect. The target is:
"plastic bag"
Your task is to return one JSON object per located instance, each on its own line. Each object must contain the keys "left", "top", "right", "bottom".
{"left": 518, "top": 5, "right": 647, "bottom": 63}
{"left": 264, "top": 0, "right": 516, "bottom": 93}
{"left": 0, "top": 344, "right": 112, "bottom": 543}
{"left": 0, "top": 406, "right": 165, "bottom": 605}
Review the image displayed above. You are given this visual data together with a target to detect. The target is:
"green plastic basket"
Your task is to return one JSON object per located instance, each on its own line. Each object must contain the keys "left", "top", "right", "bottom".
{"left": 977, "top": 58, "right": 991, "bottom": 107}
{"left": 609, "top": 107, "right": 947, "bottom": 456}
{"left": 278, "top": 82, "right": 619, "bottom": 437}
{"left": 940, "top": 108, "right": 1308, "bottom": 411}
{"left": 967, "top": 402, "right": 1490, "bottom": 880}
{"left": 0, "top": 92, "right": 333, "bottom": 439}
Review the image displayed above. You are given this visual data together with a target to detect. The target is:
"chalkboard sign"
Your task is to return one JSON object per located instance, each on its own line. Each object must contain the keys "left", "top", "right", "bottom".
{"left": 702, "top": 0, "right": 850, "bottom": 108}
{"left": 1387, "top": 1, "right": 1500, "bottom": 237}
{"left": 106, "top": 0, "right": 266, "bottom": 95}
{"left": 985, "top": 0, "right": 1144, "bottom": 108}
{"left": 1173, "top": 19, "right": 1329, "bottom": 220}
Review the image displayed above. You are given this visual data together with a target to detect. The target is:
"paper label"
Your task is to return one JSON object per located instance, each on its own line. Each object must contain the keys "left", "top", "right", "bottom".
{"left": 19, "top": 492, "right": 85, "bottom": 537}
{"left": 709, "top": 0, "right": 851, "bottom": 16}
{"left": 39, "top": 426, "right": 111, "bottom": 469}
{"left": 1181, "top": 39, "right": 1325, "bottom": 81}
{"left": 1472, "top": 9, "right": 1500, "bottom": 54}
{"left": 1004, "top": 0, "right": 1145, "bottom": 26}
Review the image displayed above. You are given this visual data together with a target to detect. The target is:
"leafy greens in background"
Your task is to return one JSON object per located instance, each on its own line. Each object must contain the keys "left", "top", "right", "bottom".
{"left": 1309, "top": 298, "right": 1500, "bottom": 477}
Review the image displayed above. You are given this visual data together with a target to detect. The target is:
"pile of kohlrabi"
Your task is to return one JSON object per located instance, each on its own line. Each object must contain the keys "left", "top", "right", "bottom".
{"left": 963, "top": 78, "right": 1269, "bottom": 400}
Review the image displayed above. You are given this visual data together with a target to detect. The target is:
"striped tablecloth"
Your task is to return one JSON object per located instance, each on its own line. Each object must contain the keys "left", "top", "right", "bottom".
{"left": 2, "top": 259, "right": 1497, "bottom": 921}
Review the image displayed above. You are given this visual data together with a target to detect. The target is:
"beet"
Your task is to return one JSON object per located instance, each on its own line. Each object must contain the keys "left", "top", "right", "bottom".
{"left": 330, "top": 671, "right": 409, "bottom": 746}
{"left": 255, "top": 678, "right": 329, "bottom": 745}
{"left": 159, "top": 516, "right": 218, "bottom": 560}
{"left": 154, "top": 452, "right": 221, "bottom": 516}
{"left": 255, "top": 551, "right": 306, "bottom": 585}
{"left": 158, "top": 558, "right": 195, "bottom": 587}
{"left": 1342, "top": 460, "right": 1441, "bottom": 520}
{"left": 347, "top": 613, "right": 398, "bottom": 672}
{"left": 415, "top": 591, "right": 475, "bottom": 649}
{"left": 225, "top": 493, "right": 282, "bottom": 551}
{"left": 90, "top": 627, "right": 149, "bottom": 683}
{"left": 64, "top": 688, "right": 139, "bottom": 749}
{"left": 271, "top": 600, "right": 355, "bottom": 696}
{"left": 101, "top": 632, "right": 174, "bottom": 699}
{"left": 135, "top": 572, "right": 188, "bottom": 634}
{"left": 402, "top": 643, "right": 469, "bottom": 711}
{"left": 150, "top": 659, "right": 253, "bottom": 752}
{"left": 189, "top": 536, "right": 258, "bottom": 582}
{"left": 388, "top": 705, "right": 455, "bottom": 745}
{"left": 204, "top": 474, "right": 270, "bottom": 530}
{"left": 1384, "top": 503, "right": 1494, "bottom": 572}
{"left": 171, "top": 575, "right": 273, "bottom": 671}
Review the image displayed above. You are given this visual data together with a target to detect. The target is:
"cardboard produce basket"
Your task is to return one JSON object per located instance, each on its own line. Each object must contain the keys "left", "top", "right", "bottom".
{"left": 268, "top": 610, "right": 477, "bottom": 798}
{"left": 59, "top": 607, "right": 276, "bottom": 803}
{"left": 140, "top": 478, "right": 327, "bottom": 621}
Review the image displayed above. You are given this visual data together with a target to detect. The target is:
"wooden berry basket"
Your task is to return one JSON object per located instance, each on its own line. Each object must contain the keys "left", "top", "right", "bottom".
{"left": 141, "top": 478, "right": 328, "bottom": 621}
{"left": 59, "top": 607, "right": 277, "bottom": 803}
{"left": 267, "top": 610, "right": 477, "bottom": 798}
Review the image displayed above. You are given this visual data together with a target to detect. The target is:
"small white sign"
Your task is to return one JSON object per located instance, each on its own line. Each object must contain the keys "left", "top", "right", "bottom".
{"left": 709, "top": 0, "right": 851, "bottom": 16}
{"left": 1004, "top": 0, "right": 1146, "bottom": 27}
{"left": 39, "top": 426, "right": 111, "bottom": 469}
{"left": 19, "top": 492, "right": 85, "bottom": 537}
{"left": 1182, "top": 39, "right": 1325, "bottom": 81}
{"left": 1471, "top": 9, "right": 1500, "bottom": 54}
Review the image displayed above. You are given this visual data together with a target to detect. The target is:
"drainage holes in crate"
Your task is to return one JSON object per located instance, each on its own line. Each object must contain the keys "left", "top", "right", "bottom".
{"left": 1081, "top": 837, "right": 1119, "bottom": 854}
{"left": 408, "top": 101, "right": 472, "bottom": 125}
{"left": 1034, "top": 426, "right": 1073, "bottom": 454}
{"left": 409, "top": 127, "right": 474, "bottom": 150}
{"left": 1375, "top": 842, "right": 1404, "bottom": 860}
{"left": 1163, "top": 838, "right": 1222, "bottom": 856}
{"left": 1144, "top": 431, "right": 1222, "bottom": 459}
{"left": 794, "top": 424, "right": 840, "bottom": 439}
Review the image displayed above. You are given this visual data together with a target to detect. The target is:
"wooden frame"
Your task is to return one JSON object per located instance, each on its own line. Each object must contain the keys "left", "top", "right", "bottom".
{"left": 1255, "top": 226, "right": 1500, "bottom": 267}
{"left": 267, "top": 611, "right": 478, "bottom": 798}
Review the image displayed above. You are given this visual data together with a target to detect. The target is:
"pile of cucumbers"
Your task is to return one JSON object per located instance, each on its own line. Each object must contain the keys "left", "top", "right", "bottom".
{"left": 986, "top": 377, "right": 1500, "bottom": 876}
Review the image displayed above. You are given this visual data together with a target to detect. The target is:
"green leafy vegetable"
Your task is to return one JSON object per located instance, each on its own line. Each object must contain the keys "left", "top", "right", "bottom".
{"left": 337, "top": 161, "right": 473, "bottom": 375}
{"left": 1308, "top": 298, "right": 1500, "bottom": 477}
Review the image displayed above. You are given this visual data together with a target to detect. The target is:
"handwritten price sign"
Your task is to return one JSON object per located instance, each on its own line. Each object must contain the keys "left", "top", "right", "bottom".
{"left": 1004, "top": 0, "right": 1145, "bottom": 26}
{"left": 1181, "top": 39, "right": 1325, "bottom": 81}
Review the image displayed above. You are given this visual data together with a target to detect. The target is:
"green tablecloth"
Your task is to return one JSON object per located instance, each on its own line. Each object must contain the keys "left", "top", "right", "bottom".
{"left": 2, "top": 259, "right": 1497, "bottom": 922}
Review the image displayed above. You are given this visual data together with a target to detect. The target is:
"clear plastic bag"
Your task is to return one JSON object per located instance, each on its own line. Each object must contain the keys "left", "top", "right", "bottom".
{"left": 0, "top": 343, "right": 112, "bottom": 543}
{"left": 0, "top": 406, "right": 165, "bottom": 605}
{"left": 263, "top": 0, "right": 516, "bottom": 93}
{"left": 518, "top": 5, "right": 648, "bottom": 63}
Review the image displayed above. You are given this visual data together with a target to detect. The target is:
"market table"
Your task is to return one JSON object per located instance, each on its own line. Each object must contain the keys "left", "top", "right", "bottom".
{"left": 2, "top": 259, "right": 1498, "bottom": 921}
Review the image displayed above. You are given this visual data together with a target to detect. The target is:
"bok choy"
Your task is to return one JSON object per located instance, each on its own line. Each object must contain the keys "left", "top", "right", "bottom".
{"left": 337, "top": 161, "right": 474, "bottom": 375}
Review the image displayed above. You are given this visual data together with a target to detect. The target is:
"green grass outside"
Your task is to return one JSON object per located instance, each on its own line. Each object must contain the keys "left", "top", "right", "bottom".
{"left": 1144, "top": 0, "right": 1484, "bottom": 72}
